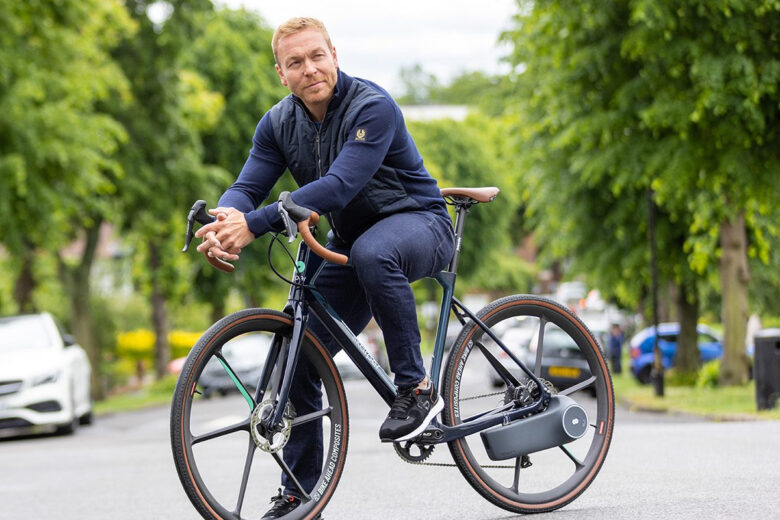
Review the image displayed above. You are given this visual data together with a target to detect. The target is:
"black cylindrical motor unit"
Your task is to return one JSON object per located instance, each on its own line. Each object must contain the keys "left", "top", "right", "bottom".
{"left": 480, "top": 394, "right": 588, "bottom": 460}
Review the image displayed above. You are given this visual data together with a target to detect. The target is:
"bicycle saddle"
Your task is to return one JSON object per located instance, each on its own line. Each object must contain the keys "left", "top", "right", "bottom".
{"left": 440, "top": 186, "right": 499, "bottom": 203}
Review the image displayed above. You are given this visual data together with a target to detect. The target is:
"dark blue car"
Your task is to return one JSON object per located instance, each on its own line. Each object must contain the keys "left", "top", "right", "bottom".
{"left": 629, "top": 323, "right": 722, "bottom": 384}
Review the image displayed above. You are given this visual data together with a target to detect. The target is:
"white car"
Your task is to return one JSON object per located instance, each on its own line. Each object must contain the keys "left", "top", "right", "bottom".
{"left": 0, "top": 313, "right": 92, "bottom": 436}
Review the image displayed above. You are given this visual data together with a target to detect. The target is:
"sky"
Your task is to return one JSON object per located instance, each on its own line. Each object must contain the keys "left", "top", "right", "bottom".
{"left": 217, "top": 0, "right": 518, "bottom": 95}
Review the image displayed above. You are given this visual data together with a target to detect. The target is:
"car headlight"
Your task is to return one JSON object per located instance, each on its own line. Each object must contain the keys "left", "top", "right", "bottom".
{"left": 32, "top": 370, "right": 61, "bottom": 387}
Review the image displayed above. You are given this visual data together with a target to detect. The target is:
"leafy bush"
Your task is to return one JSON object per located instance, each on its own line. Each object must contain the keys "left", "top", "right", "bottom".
{"left": 116, "top": 329, "right": 155, "bottom": 359}
{"left": 696, "top": 359, "right": 721, "bottom": 389}
{"left": 763, "top": 316, "right": 780, "bottom": 329}
{"left": 116, "top": 328, "right": 202, "bottom": 360}
{"left": 169, "top": 330, "right": 201, "bottom": 358}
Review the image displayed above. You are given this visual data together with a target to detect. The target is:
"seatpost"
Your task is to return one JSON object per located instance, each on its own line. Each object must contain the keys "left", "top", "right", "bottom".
{"left": 447, "top": 203, "right": 472, "bottom": 274}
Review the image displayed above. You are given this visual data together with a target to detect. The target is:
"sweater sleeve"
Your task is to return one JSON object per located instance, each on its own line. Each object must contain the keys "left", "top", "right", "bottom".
{"left": 217, "top": 113, "right": 286, "bottom": 236}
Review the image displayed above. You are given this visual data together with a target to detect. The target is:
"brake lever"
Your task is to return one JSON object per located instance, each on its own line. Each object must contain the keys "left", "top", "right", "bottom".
{"left": 276, "top": 192, "right": 348, "bottom": 265}
{"left": 182, "top": 200, "right": 216, "bottom": 252}
{"left": 277, "top": 201, "right": 298, "bottom": 244}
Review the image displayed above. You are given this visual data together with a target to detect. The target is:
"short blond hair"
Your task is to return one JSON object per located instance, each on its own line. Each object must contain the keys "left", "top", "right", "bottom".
{"left": 272, "top": 17, "right": 333, "bottom": 64}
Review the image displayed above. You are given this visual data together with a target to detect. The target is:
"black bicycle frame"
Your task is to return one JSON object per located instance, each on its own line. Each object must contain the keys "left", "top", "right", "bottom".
{"left": 265, "top": 210, "right": 550, "bottom": 443}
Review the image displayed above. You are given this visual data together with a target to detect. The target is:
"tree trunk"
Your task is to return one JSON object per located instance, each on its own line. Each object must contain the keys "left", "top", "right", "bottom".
{"left": 658, "top": 282, "right": 672, "bottom": 323}
{"left": 719, "top": 213, "right": 750, "bottom": 386}
{"left": 667, "top": 281, "right": 679, "bottom": 322}
{"left": 58, "top": 222, "right": 104, "bottom": 400}
{"left": 14, "top": 242, "right": 37, "bottom": 313}
{"left": 675, "top": 281, "right": 699, "bottom": 377}
{"left": 149, "top": 243, "right": 170, "bottom": 380}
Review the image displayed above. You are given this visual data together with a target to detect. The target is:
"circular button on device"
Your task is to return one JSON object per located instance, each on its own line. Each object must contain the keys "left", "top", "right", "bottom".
{"left": 561, "top": 404, "right": 588, "bottom": 439}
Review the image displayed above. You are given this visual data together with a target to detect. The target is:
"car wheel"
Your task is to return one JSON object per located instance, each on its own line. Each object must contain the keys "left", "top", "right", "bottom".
{"left": 56, "top": 415, "right": 78, "bottom": 435}
{"left": 636, "top": 365, "right": 652, "bottom": 385}
{"left": 79, "top": 411, "right": 94, "bottom": 425}
{"left": 56, "top": 384, "right": 80, "bottom": 435}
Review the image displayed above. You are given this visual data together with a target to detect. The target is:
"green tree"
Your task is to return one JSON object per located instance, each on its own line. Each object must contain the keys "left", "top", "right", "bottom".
{"left": 748, "top": 213, "right": 780, "bottom": 316}
{"left": 623, "top": 1, "right": 780, "bottom": 385}
{"left": 183, "top": 7, "right": 290, "bottom": 319}
{"left": 409, "top": 114, "right": 533, "bottom": 294}
{"left": 503, "top": 0, "right": 780, "bottom": 384}
{"left": 110, "top": 0, "right": 221, "bottom": 379}
{"left": 395, "top": 63, "right": 441, "bottom": 104}
{"left": 0, "top": 0, "right": 135, "bottom": 396}
{"left": 430, "top": 70, "right": 513, "bottom": 116}
{"left": 0, "top": 0, "right": 132, "bottom": 305}
{"left": 394, "top": 65, "right": 512, "bottom": 116}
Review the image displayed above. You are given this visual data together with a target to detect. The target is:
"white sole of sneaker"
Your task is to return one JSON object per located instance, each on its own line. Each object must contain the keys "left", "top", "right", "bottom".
{"left": 393, "top": 398, "right": 445, "bottom": 442}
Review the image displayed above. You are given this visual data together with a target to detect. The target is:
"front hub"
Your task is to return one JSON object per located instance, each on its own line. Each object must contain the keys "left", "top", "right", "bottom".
{"left": 250, "top": 400, "right": 293, "bottom": 453}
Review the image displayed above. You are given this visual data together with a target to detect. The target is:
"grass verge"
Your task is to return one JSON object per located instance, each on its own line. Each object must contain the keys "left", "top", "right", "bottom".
{"left": 611, "top": 369, "right": 780, "bottom": 420}
{"left": 94, "top": 375, "right": 178, "bottom": 415}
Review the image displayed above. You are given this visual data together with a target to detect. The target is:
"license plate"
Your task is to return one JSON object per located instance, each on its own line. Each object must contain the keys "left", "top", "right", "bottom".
{"left": 548, "top": 366, "right": 581, "bottom": 378}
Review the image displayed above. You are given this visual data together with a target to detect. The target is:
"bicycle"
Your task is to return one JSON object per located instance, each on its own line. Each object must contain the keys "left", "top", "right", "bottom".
{"left": 171, "top": 186, "right": 614, "bottom": 519}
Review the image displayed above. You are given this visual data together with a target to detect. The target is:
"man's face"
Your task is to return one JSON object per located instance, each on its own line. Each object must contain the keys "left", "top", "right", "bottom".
{"left": 275, "top": 28, "right": 339, "bottom": 119}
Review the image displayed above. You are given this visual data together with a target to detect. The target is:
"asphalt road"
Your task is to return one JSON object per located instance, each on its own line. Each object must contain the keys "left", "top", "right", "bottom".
{"left": 1, "top": 378, "right": 779, "bottom": 520}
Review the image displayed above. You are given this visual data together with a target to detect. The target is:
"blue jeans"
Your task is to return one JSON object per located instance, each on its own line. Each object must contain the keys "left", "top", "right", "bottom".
{"left": 281, "top": 210, "right": 455, "bottom": 495}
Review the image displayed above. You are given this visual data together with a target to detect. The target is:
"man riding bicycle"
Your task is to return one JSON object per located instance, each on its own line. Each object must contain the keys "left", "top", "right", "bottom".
{"left": 195, "top": 17, "right": 455, "bottom": 519}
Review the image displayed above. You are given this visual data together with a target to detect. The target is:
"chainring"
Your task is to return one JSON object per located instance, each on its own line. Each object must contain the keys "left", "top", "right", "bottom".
{"left": 393, "top": 440, "right": 436, "bottom": 464}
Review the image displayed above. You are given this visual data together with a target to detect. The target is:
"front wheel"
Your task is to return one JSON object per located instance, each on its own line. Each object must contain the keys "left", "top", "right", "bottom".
{"left": 170, "top": 309, "right": 348, "bottom": 520}
{"left": 442, "top": 295, "right": 614, "bottom": 514}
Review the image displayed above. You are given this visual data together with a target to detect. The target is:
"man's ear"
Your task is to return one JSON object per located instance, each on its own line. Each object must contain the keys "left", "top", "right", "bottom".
{"left": 275, "top": 64, "right": 288, "bottom": 87}
{"left": 331, "top": 46, "right": 338, "bottom": 69}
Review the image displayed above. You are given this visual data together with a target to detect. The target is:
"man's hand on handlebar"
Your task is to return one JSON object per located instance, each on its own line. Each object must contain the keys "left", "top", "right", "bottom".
{"left": 194, "top": 207, "right": 254, "bottom": 263}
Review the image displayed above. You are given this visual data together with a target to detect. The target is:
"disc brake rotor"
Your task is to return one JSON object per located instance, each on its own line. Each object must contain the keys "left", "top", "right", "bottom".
{"left": 250, "top": 400, "right": 295, "bottom": 453}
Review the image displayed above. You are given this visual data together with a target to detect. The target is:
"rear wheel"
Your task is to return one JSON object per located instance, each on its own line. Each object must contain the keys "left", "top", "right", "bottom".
{"left": 442, "top": 295, "right": 614, "bottom": 514}
{"left": 171, "top": 309, "right": 348, "bottom": 520}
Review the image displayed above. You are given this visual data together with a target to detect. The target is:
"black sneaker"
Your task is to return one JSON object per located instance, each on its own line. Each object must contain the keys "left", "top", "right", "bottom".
{"left": 379, "top": 381, "right": 444, "bottom": 442}
{"left": 261, "top": 490, "right": 322, "bottom": 520}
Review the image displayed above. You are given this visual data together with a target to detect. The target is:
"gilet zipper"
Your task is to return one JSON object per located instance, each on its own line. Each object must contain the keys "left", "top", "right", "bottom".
{"left": 311, "top": 109, "right": 345, "bottom": 244}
